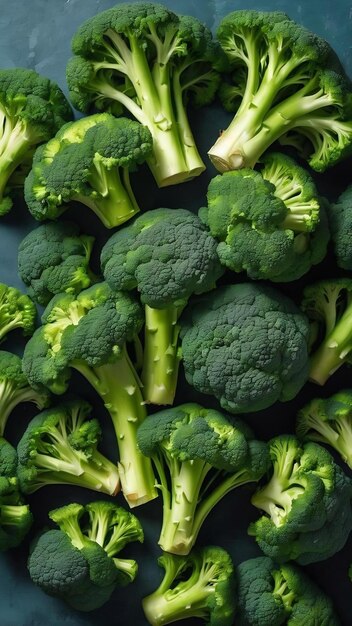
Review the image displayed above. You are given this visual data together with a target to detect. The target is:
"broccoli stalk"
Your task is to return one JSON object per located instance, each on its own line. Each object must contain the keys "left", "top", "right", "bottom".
{"left": 142, "top": 547, "right": 236, "bottom": 626}
{"left": 0, "top": 283, "right": 36, "bottom": 343}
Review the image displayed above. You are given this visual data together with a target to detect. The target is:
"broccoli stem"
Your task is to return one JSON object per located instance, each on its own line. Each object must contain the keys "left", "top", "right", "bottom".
{"left": 141, "top": 304, "right": 183, "bottom": 405}
{"left": 0, "top": 504, "right": 30, "bottom": 525}
{"left": 0, "top": 313, "right": 27, "bottom": 342}
{"left": 72, "top": 349, "right": 157, "bottom": 507}
{"left": 113, "top": 557, "right": 138, "bottom": 582}
{"left": 0, "top": 120, "right": 32, "bottom": 211}
{"left": 0, "top": 381, "right": 46, "bottom": 436}
{"left": 142, "top": 586, "right": 211, "bottom": 626}
{"left": 309, "top": 304, "right": 352, "bottom": 385}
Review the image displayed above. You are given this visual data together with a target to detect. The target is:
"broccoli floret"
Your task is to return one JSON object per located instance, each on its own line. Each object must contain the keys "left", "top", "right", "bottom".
{"left": 101, "top": 208, "right": 223, "bottom": 405}
{"left": 236, "top": 556, "right": 340, "bottom": 626}
{"left": 297, "top": 390, "right": 352, "bottom": 469}
{"left": 25, "top": 113, "right": 153, "bottom": 228}
{"left": 22, "top": 282, "right": 157, "bottom": 507}
{"left": 18, "top": 221, "right": 98, "bottom": 306}
{"left": 17, "top": 397, "right": 120, "bottom": 496}
{"left": 137, "top": 403, "right": 269, "bottom": 555}
{"left": 328, "top": 184, "right": 352, "bottom": 269}
{"left": 142, "top": 546, "right": 236, "bottom": 626}
{"left": 0, "top": 283, "right": 36, "bottom": 343}
{"left": 248, "top": 435, "right": 352, "bottom": 564}
{"left": 66, "top": 3, "right": 226, "bottom": 187}
{"left": 0, "top": 68, "right": 72, "bottom": 215}
{"left": 0, "top": 350, "right": 50, "bottom": 437}
{"left": 28, "top": 500, "right": 143, "bottom": 611}
{"left": 200, "top": 154, "right": 329, "bottom": 282}
{"left": 301, "top": 278, "right": 352, "bottom": 385}
{"left": 180, "top": 283, "right": 310, "bottom": 414}
{"left": 0, "top": 438, "right": 33, "bottom": 551}
{"left": 208, "top": 11, "right": 352, "bottom": 173}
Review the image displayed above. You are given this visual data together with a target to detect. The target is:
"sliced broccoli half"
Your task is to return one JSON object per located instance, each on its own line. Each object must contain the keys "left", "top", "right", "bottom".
{"left": 200, "top": 153, "right": 329, "bottom": 282}
{"left": 25, "top": 113, "right": 153, "bottom": 228}
{"left": 142, "top": 546, "right": 236, "bottom": 626}
{"left": 0, "top": 350, "right": 50, "bottom": 437}
{"left": 17, "top": 397, "right": 120, "bottom": 496}
{"left": 180, "top": 283, "right": 310, "bottom": 414}
{"left": 22, "top": 282, "right": 157, "bottom": 507}
{"left": 301, "top": 278, "right": 352, "bottom": 385}
{"left": 137, "top": 403, "right": 269, "bottom": 555}
{"left": 0, "top": 68, "right": 72, "bottom": 215}
{"left": 328, "top": 184, "right": 352, "bottom": 270}
{"left": 101, "top": 208, "right": 223, "bottom": 405}
{"left": 248, "top": 435, "right": 352, "bottom": 564}
{"left": 28, "top": 500, "right": 143, "bottom": 611}
{"left": 297, "top": 390, "right": 352, "bottom": 469}
{"left": 208, "top": 10, "right": 352, "bottom": 172}
{"left": 18, "top": 221, "right": 98, "bottom": 306}
{"left": 66, "top": 3, "right": 226, "bottom": 187}
{"left": 0, "top": 283, "right": 36, "bottom": 343}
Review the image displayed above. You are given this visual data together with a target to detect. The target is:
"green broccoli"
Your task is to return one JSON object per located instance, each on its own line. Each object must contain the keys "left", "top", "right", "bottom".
{"left": 142, "top": 546, "right": 236, "bottom": 626}
{"left": 328, "top": 184, "right": 352, "bottom": 269}
{"left": 137, "top": 403, "right": 269, "bottom": 555}
{"left": 22, "top": 282, "right": 157, "bottom": 507}
{"left": 0, "top": 437, "right": 33, "bottom": 551}
{"left": 18, "top": 221, "right": 98, "bottom": 306}
{"left": 236, "top": 556, "right": 340, "bottom": 626}
{"left": 297, "top": 390, "right": 352, "bottom": 469}
{"left": 180, "top": 283, "right": 310, "bottom": 414}
{"left": 0, "top": 283, "right": 36, "bottom": 343}
{"left": 66, "top": 3, "right": 226, "bottom": 187}
{"left": 0, "top": 350, "right": 50, "bottom": 437}
{"left": 301, "top": 279, "right": 352, "bottom": 385}
{"left": 101, "top": 208, "right": 223, "bottom": 405}
{"left": 199, "top": 153, "right": 329, "bottom": 282}
{"left": 17, "top": 397, "right": 120, "bottom": 496}
{"left": 208, "top": 11, "right": 352, "bottom": 173}
{"left": 28, "top": 500, "right": 143, "bottom": 611}
{"left": 25, "top": 113, "right": 153, "bottom": 228}
{"left": 0, "top": 68, "right": 72, "bottom": 215}
{"left": 248, "top": 435, "right": 352, "bottom": 564}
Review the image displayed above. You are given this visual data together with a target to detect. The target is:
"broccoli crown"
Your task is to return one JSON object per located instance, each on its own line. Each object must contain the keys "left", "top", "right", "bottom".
{"left": 101, "top": 208, "right": 224, "bottom": 308}
{"left": 200, "top": 161, "right": 328, "bottom": 283}
{"left": 208, "top": 10, "right": 352, "bottom": 172}
{"left": 297, "top": 390, "right": 352, "bottom": 469}
{"left": 249, "top": 435, "right": 352, "bottom": 564}
{"left": 22, "top": 282, "right": 143, "bottom": 395}
{"left": 28, "top": 500, "right": 143, "bottom": 611}
{"left": 17, "top": 397, "right": 120, "bottom": 496}
{"left": 181, "top": 284, "right": 310, "bottom": 414}
{"left": 25, "top": 113, "right": 152, "bottom": 227}
{"left": 18, "top": 221, "right": 97, "bottom": 306}
{"left": 236, "top": 556, "right": 340, "bottom": 626}
{"left": 0, "top": 283, "right": 36, "bottom": 342}
{"left": 329, "top": 184, "right": 352, "bottom": 270}
{"left": 142, "top": 546, "right": 236, "bottom": 626}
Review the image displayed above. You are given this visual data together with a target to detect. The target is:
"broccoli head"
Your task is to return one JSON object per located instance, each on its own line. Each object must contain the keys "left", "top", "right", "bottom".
{"left": 137, "top": 403, "right": 269, "bottom": 554}
{"left": 208, "top": 11, "right": 352, "bottom": 172}
{"left": 0, "top": 438, "right": 33, "bottom": 551}
{"left": 22, "top": 282, "right": 157, "bottom": 507}
{"left": 297, "top": 390, "right": 352, "bottom": 469}
{"left": 142, "top": 546, "right": 236, "bottom": 626}
{"left": 236, "top": 556, "right": 340, "bottom": 626}
{"left": 28, "top": 500, "right": 143, "bottom": 611}
{"left": 18, "top": 221, "right": 98, "bottom": 306}
{"left": 67, "top": 3, "right": 227, "bottom": 187}
{"left": 101, "top": 208, "right": 223, "bottom": 405}
{"left": 328, "top": 184, "right": 352, "bottom": 269}
{"left": 248, "top": 435, "right": 352, "bottom": 564}
{"left": 0, "top": 283, "right": 36, "bottom": 343}
{"left": 17, "top": 397, "right": 120, "bottom": 496}
{"left": 0, "top": 350, "right": 50, "bottom": 437}
{"left": 200, "top": 154, "right": 329, "bottom": 282}
{"left": 180, "top": 283, "right": 310, "bottom": 414}
{"left": 0, "top": 68, "right": 72, "bottom": 215}
{"left": 25, "top": 113, "right": 153, "bottom": 228}
{"left": 301, "top": 278, "right": 352, "bottom": 385}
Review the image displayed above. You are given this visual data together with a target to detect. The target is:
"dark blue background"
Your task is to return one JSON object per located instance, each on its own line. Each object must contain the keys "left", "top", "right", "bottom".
{"left": 0, "top": 1, "right": 352, "bottom": 625}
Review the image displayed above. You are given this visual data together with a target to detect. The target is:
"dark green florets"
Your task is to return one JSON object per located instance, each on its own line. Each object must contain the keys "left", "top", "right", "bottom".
{"left": 328, "top": 185, "right": 352, "bottom": 270}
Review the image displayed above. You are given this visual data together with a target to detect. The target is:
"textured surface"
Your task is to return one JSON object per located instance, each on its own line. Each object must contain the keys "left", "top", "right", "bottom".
{"left": 0, "top": 0, "right": 352, "bottom": 625}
